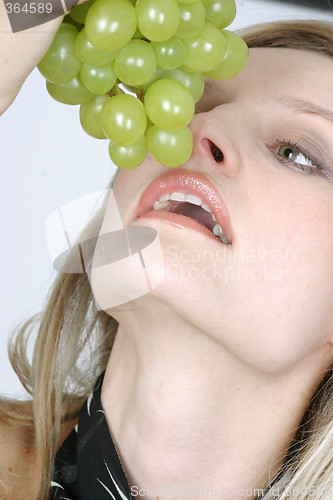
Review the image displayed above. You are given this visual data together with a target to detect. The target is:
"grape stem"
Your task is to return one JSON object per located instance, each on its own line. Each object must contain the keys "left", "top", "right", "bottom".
{"left": 135, "top": 88, "right": 144, "bottom": 102}
{"left": 106, "top": 81, "right": 145, "bottom": 103}
{"left": 107, "top": 82, "right": 124, "bottom": 97}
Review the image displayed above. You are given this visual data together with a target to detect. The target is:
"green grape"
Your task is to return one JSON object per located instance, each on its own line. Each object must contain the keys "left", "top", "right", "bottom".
{"left": 70, "top": 0, "right": 94, "bottom": 24}
{"left": 151, "top": 38, "right": 186, "bottom": 70}
{"left": 38, "top": 23, "right": 82, "bottom": 84}
{"left": 132, "top": 27, "right": 144, "bottom": 38}
{"left": 146, "top": 117, "right": 154, "bottom": 131}
{"left": 109, "top": 137, "right": 148, "bottom": 169}
{"left": 136, "top": 0, "right": 180, "bottom": 42}
{"left": 101, "top": 94, "right": 147, "bottom": 146}
{"left": 175, "top": 2, "right": 206, "bottom": 39}
{"left": 75, "top": 28, "right": 119, "bottom": 66}
{"left": 46, "top": 76, "right": 94, "bottom": 105}
{"left": 80, "top": 94, "right": 108, "bottom": 138}
{"left": 204, "top": 30, "right": 248, "bottom": 79}
{"left": 144, "top": 78, "right": 194, "bottom": 130}
{"left": 203, "top": 0, "right": 236, "bottom": 29}
{"left": 114, "top": 40, "right": 157, "bottom": 86}
{"left": 40, "top": 0, "right": 246, "bottom": 170}
{"left": 80, "top": 63, "right": 117, "bottom": 94}
{"left": 85, "top": 0, "right": 137, "bottom": 51}
{"left": 147, "top": 126, "right": 193, "bottom": 167}
{"left": 138, "top": 67, "right": 167, "bottom": 91}
{"left": 62, "top": 13, "right": 83, "bottom": 30}
{"left": 166, "top": 68, "right": 204, "bottom": 102}
{"left": 182, "top": 23, "right": 226, "bottom": 72}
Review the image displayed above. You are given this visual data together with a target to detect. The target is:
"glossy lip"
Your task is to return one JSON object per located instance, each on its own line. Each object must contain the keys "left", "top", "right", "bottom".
{"left": 133, "top": 169, "right": 233, "bottom": 244}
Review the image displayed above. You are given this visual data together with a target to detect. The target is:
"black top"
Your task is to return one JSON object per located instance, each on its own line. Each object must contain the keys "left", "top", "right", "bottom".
{"left": 51, "top": 373, "right": 290, "bottom": 500}
{"left": 51, "top": 373, "right": 133, "bottom": 500}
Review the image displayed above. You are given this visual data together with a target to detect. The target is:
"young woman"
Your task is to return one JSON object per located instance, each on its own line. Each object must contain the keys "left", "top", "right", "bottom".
{"left": 1, "top": 3, "right": 333, "bottom": 499}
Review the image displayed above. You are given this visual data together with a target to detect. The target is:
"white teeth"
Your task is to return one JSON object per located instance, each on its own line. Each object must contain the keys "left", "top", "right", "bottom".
{"left": 220, "top": 234, "right": 230, "bottom": 245}
{"left": 185, "top": 194, "right": 202, "bottom": 206}
{"left": 213, "top": 223, "right": 230, "bottom": 244}
{"left": 170, "top": 192, "right": 187, "bottom": 202}
{"left": 159, "top": 193, "right": 171, "bottom": 203}
{"left": 152, "top": 192, "right": 230, "bottom": 244}
{"left": 201, "top": 203, "right": 211, "bottom": 213}
{"left": 153, "top": 200, "right": 170, "bottom": 210}
{"left": 213, "top": 223, "right": 224, "bottom": 238}
{"left": 161, "top": 192, "right": 203, "bottom": 206}
{"left": 169, "top": 193, "right": 202, "bottom": 205}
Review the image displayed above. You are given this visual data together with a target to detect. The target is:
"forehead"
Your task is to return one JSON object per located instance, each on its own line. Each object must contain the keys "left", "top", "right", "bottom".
{"left": 199, "top": 47, "right": 333, "bottom": 112}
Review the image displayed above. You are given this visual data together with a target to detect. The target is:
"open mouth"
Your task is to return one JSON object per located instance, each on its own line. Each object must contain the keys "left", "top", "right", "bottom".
{"left": 134, "top": 169, "right": 233, "bottom": 245}
{"left": 152, "top": 192, "right": 230, "bottom": 245}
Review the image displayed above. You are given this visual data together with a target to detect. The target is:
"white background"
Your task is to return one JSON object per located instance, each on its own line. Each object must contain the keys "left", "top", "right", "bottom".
{"left": 1, "top": 0, "right": 332, "bottom": 397}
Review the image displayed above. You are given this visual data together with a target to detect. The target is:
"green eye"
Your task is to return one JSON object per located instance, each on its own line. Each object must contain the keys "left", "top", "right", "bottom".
{"left": 277, "top": 143, "right": 315, "bottom": 169}
{"left": 278, "top": 145, "right": 299, "bottom": 162}
{"left": 273, "top": 140, "right": 332, "bottom": 180}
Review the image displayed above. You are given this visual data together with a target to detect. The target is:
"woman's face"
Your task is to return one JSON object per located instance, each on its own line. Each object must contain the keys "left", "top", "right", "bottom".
{"left": 92, "top": 47, "right": 333, "bottom": 374}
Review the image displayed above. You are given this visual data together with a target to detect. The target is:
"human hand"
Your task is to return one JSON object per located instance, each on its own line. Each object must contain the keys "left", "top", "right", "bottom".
{"left": 0, "top": 0, "right": 91, "bottom": 114}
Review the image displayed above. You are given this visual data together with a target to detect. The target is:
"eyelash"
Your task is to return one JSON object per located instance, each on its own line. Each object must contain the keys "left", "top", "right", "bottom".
{"left": 272, "top": 139, "right": 331, "bottom": 178}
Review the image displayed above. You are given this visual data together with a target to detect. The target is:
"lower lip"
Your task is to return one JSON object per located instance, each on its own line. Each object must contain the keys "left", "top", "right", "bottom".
{"left": 136, "top": 210, "right": 222, "bottom": 244}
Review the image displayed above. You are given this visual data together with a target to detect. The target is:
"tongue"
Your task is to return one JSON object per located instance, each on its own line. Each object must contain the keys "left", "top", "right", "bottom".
{"left": 167, "top": 201, "right": 216, "bottom": 232}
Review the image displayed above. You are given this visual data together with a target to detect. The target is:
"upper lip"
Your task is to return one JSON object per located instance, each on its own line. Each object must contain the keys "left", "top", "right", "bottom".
{"left": 133, "top": 169, "right": 233, "bottom": 243}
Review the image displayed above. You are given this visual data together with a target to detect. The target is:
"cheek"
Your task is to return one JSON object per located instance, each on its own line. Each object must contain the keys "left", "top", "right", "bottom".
{"left": 272, "top": 205, "right": 333, "bottom": 324}
{"left": 90, "top": 164, "right": 333, "bottom": 374}
{"left": 162, "top": 199, "right": 333, "bottom": 374}
{"left": 223, "top": 210, "right": 333, "bottom": 373}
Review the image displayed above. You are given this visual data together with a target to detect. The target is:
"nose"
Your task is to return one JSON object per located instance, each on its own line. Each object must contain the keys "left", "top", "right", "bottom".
{"left": 188, "top": 108, "right": 242, "bottom": 178}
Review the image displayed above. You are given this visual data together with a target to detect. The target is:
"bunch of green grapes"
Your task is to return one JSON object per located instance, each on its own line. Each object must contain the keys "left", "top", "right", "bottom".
{"left": 38, "top": 0, "right": 248, "bottom": 169}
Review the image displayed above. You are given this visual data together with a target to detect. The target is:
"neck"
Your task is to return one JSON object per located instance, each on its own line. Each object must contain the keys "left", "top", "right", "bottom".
{"left": 101, "top": 307, "right": 327, "bottom": 500}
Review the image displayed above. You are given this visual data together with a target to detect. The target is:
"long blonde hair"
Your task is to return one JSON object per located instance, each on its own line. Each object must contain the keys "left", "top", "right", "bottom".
{"left": 2, "top": 19, "right": 333, "bottom": 500}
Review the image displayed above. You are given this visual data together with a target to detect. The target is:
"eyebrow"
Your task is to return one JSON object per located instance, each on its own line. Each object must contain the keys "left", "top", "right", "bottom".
{"left": 277, "top": 96, "right": 333, "bottom": 125}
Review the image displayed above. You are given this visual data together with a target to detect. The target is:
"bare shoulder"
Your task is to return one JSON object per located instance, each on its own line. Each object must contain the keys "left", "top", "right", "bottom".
{"left": 0, "top": 410, "right": 38, "bottom": 500}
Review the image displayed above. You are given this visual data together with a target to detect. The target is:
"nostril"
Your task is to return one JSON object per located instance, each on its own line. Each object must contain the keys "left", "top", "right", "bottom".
{"left": 209, "top": 141, "right": 224, "bottom": 163}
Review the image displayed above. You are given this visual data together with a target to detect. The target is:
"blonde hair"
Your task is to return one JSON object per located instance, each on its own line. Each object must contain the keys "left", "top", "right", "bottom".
{"left": 2, "top": 19, "right": 333, "bottom": 500}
